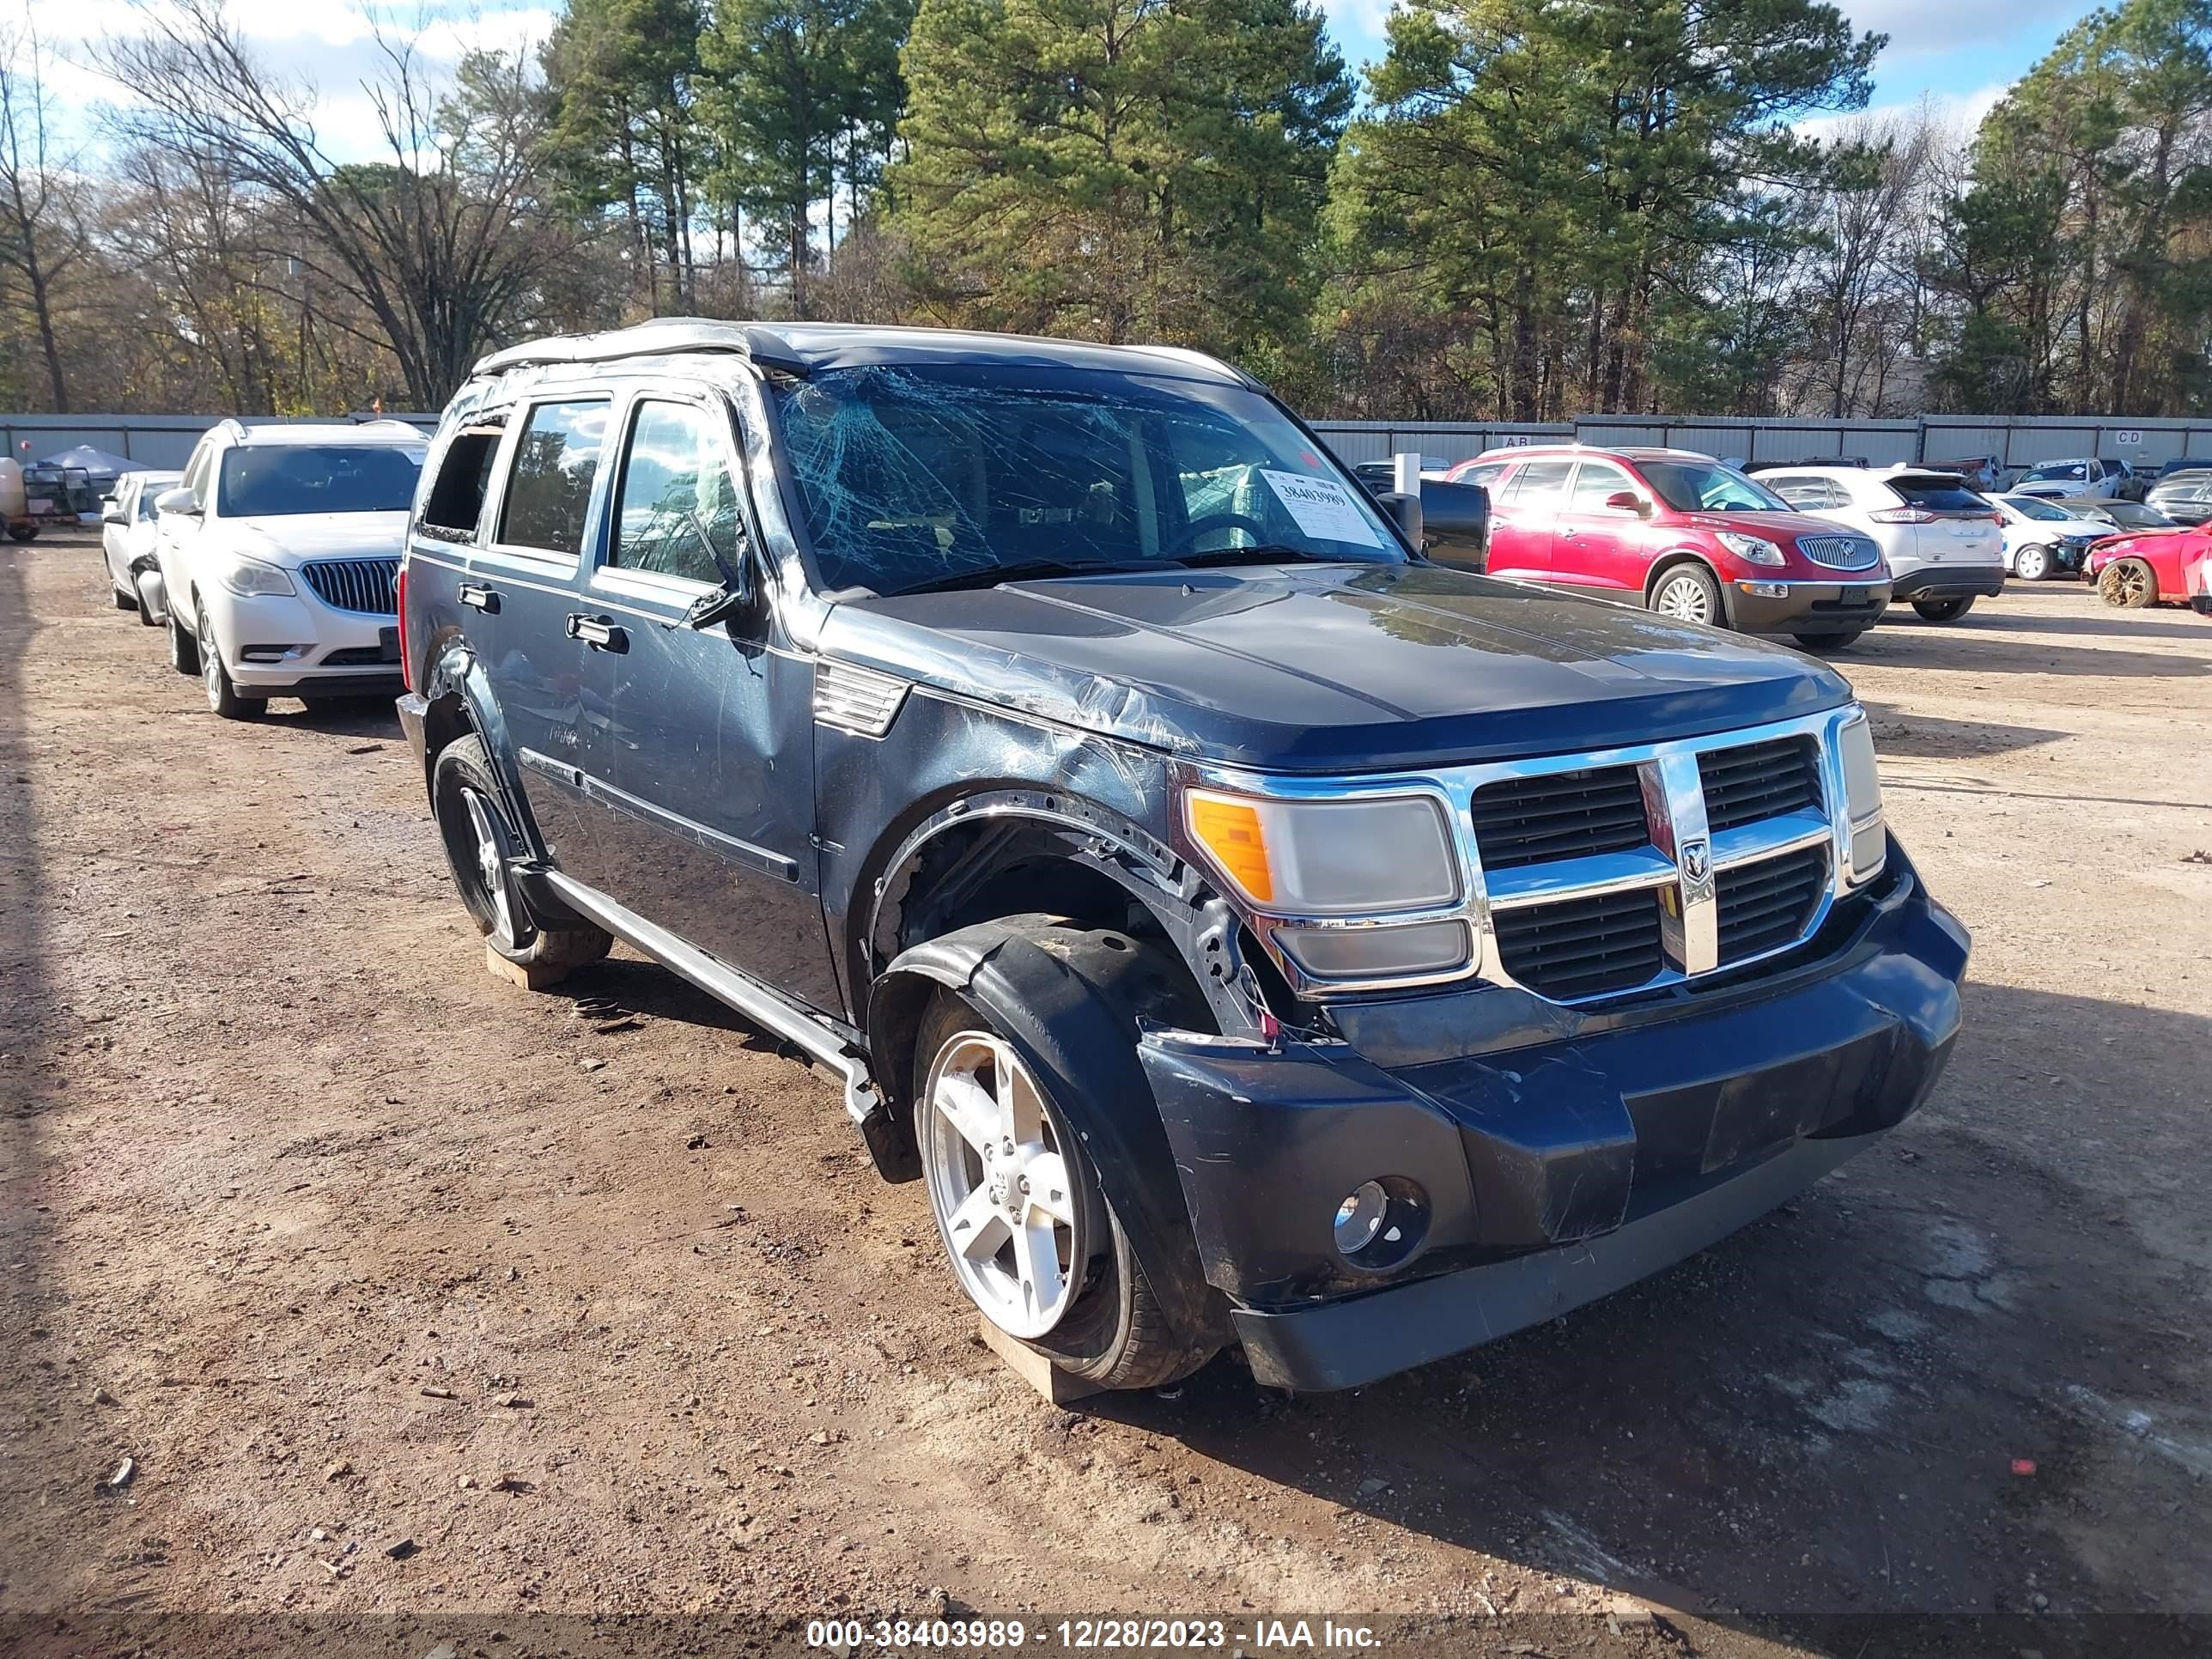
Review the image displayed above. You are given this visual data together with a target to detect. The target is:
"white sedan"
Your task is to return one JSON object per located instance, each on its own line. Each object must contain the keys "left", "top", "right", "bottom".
{"left": 99, "top": 470, "right": 181, "bottom": 623}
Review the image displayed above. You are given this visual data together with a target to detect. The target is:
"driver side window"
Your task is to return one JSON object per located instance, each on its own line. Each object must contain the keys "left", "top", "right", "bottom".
{"left": 609, "top": 399, "right": 744, "bottom": 586}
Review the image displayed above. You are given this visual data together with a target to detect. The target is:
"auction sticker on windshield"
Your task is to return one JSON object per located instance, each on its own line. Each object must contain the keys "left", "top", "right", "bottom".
{"left": 1260, "top": 471, "right": 1382, "bottom": 548}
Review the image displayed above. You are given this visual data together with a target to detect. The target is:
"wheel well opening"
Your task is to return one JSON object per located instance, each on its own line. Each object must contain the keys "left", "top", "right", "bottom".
{"left": 1646, "top": 552, "right": 1714, "bottom": 600}
{"left": 865, "top": 825, "right": 1220, "bottom": 1150}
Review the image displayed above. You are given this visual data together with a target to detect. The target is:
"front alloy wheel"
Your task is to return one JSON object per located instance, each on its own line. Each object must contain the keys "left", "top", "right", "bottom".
{"left": 1651, "top": 564, "right": 1723, "bottom": 627}
{"left": 199, "top": 608, "right": 260, "bottom": 720}
{"left": 920, "top": 1030, "right": 1086, "bottom": 1340}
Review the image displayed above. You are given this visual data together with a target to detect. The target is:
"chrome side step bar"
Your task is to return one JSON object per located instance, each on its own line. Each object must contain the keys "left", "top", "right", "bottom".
{"left": 542, "top": 871, "right": 883, "bottom": 1126}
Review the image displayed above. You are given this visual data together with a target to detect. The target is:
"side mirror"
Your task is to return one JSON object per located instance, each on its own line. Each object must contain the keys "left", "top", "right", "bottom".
{"left": 1418, "top": 480, "right": 1489, "bottom": 570}
{"left": 154, "top": 487, "right": 201, "bottom": 519}
{"left": 683, "top": 542, "right": 759, "bottom": 631}
{"left": 1605, "top": 489, "right": 1650, "bottom": 517}
{"left": 101, "top": 504, "right": 125, "bottom": 526}
{"left": 1376, "top": 489, "right": 1423, "bottom": 546}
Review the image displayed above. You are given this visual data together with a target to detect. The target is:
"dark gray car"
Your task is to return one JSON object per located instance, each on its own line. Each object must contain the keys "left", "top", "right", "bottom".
{"left": 395, "top": 320, "right": 1967, "bottom": 1396}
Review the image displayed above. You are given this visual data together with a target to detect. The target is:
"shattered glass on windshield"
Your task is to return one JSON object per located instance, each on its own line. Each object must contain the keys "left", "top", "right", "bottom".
{"left": 769, "top": 363, "right": 1403, "bottom": 595}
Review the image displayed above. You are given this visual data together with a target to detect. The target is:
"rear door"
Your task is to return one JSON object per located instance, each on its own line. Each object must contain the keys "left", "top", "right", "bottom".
{"left": 1486, "top": 459, "right": 1574, "bottom": 582}
{"left": 580, "top": 389, "right": 837, "bottom": 1011}
{"left": 471, "top": 396, "right": 631, "bottom": 894}
{"left": 1550, "top": 458, "right": 1647, "bottom": 592}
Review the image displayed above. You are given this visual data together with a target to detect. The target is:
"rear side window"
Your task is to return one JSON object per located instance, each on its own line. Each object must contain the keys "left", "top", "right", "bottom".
{"left": 420, "top": 422, "right": 505, "bottom": 541}
{"left": 1886, "top": 475, "right": 1990, "bottom": 514}
{"left": 1769, "top": 478, "right": 1838, "bottom": 509}
{"left": 1504, "top": 460, "right": 1574, "bottom": 508}
{"left": 501, "top": 401, "right": 609, "bottom": 556}
{"left": 1454, "top": 461, "right": 1506, "bottom": 489}
{"left": 608, "top": 401, "right": 744, "bottom": 585}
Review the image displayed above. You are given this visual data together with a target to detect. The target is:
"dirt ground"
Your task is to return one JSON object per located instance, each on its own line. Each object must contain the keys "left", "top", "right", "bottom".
{"left": 3, "top": 526, "right": 2209, "bottom": 1659}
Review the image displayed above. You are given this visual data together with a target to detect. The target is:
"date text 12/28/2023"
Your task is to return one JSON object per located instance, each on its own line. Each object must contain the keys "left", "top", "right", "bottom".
{"left": 805, "top": 1618, "right": 1383, "bottom": 1652}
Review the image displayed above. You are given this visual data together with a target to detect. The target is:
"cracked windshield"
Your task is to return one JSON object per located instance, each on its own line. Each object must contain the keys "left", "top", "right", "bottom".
{"left": 769, "top": 364, "right": 1407, "bottom": 595}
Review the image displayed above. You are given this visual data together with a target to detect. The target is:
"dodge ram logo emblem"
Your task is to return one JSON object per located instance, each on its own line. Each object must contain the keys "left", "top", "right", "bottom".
{"left": 1680, "top": 839, "right": 1711, "bottom": 881}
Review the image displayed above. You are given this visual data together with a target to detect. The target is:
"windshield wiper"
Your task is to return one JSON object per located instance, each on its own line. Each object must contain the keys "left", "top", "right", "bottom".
{"left": 889, "top": 558, "right": 1157, "bottom": 597}
{"left": 1167, "top": 544, "right": 1355, "bottom": 568}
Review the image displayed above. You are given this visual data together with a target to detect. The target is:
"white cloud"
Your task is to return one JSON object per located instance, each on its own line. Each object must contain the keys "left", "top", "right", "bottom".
{"left": 1841, "top": 0, "right": 2082, "bottom": 60}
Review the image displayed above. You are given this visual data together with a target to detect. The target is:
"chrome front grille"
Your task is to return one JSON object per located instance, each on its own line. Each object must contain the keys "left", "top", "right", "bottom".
{"left": 1698, "top": 737, "right": 1821, "bottom": 831}
{"left": 1469, "top": 765, "right": 1647, "bottom": 869}
{"left": 1717, "top": 844, "right": 1829, "bottom": 964}
{"left": 1492, "top": 886, "right": 1665, "bottom": 1000}
{"left": 1194, "top": 706, "right": 1880, "bottom": 1005}
{"left": 299, "top": 557, "right": 399, "bottom": 615}
{"left": 1796, "top": 534, "right": 1881, "bottom": 570}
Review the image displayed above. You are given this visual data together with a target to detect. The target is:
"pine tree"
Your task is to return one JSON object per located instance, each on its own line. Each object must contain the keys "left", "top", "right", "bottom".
{"left": 890, "top": 0, "right": 1350, "bottom": 356}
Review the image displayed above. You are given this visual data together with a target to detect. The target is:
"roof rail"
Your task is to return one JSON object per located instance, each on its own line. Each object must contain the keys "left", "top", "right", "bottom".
{"left": 472, "top": 318, "right": 760, "bottom": 378}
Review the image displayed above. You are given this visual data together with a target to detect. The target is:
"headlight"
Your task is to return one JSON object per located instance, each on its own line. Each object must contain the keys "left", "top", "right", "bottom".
{"left": 1837, "top": 712, "right": 1886, "bottom": 884}
{"left": 1716, "top": 532, "right": 1784, "bottom": 567}
{"left": 1185, "top": 791, "right": 1459, "bottom": 914}
{"left": 211, "top": 552, "right": 295, "bottom": 598}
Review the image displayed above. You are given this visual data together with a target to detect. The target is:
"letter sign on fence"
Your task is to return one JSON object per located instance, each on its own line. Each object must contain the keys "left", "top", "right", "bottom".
{"left": 2113, "top": 429, "right": 2143, "bottom": 448}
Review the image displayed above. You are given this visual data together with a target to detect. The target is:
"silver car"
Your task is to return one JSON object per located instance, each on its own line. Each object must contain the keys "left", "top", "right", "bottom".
{"left": 1759, "top": 466, "right": 2007, "bottom": 623}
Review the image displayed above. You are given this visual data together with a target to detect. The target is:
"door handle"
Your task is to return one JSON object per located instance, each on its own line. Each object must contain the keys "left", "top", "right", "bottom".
{"left": 565, "top": 613, "right": 629, "bottom": 653}
{"left": 459, "top": 582, "right": 500, "bottom": 613}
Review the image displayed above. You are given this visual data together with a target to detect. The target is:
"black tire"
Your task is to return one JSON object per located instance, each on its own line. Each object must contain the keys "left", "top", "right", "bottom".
{"left": 112, "top": 584, "right": 138, "bottom": 611}
{"left": 1794, "top": 629, "right": 1864, "bottom": 651}
{"left": 2099, "top": 559, "right": 2157, "bottom": 609}
{"left": 1911, "top": 596, "right": 1975, "bottom": 623}
{"left": 911, "top": 927, "right": 1218, "bottom": 1393}
{"left": 2012, "top": 544, "right": 2053, "bottom": 582}
{"left": 8, "top": 526, "right": 39, "bottom": 543}
{"left": 198, "top": 605, "right": 262, "bottom": 720}
{"left": 1648, "top": 562, "right": 1726, "bottom": 629}
{"left": 432, "top": 733, "right": 612, "bottom": 972}
{"left": 167, "top": 605, "right": 201, "bottom": 675}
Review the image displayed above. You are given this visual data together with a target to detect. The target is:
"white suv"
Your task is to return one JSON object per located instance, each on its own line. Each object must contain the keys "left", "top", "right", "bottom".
{"left": 1756, "top": 465, "right": 2006, "bottom": 623}
{"left": 152, "top": 420, "right": 428, "bottom": 718}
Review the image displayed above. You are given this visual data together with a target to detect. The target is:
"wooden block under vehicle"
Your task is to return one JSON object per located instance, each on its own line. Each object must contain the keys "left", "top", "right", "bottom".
{"left": 483, "top": 943, "right": 575, "bottom": 992}
{"left": 977, "top": 1318, "right": 1103, "bottom": 1404}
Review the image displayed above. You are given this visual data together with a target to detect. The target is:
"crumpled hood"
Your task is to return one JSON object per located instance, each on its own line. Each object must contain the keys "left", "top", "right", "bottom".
{"left": 225, "top": 511, "right": 411, "bottom": 566}
{"left": 822, "top": 562, "right": 1851, "bottom": 773}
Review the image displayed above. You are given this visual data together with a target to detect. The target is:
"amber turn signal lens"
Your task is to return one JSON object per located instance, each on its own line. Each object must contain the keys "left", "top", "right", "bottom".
{"left": 1186, "top": 793, "right": 1273, "bottom": 904}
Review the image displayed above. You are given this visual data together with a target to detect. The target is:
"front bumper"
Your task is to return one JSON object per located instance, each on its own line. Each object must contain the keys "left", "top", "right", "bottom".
{"left": 1139, "top": 842, "right": 1968, "bottom": 1391}
{"left": 1721, "top": 577, "right": 1891, "bottom": 635}
{"left": 1891, "top": 565, "right": 2006, "bottom": 602}
{"left": 200, "top": 585, "right": 402, "bottom": 692}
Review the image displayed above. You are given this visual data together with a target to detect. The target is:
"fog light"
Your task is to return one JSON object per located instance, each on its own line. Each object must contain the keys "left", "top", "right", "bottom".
{"left": 1738, "top": 580, "right": 1789, "bottom": 599}
{"left": 1334, "top": 1182, "right": 1389, "bottom": 1254}
{"left": 1330, "top": 1177, "right": 1432, "bottom": 1271}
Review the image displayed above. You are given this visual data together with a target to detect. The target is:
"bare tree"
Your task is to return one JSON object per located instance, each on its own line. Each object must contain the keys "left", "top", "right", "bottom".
{"left": 1795, "top": 110, "right": 1938, "bottom": 418}
{"left": 100, "top": 0, "right": 568, "bottom": 407}
{"left": 0, "top": 19, "right": 94, "bottom": 411}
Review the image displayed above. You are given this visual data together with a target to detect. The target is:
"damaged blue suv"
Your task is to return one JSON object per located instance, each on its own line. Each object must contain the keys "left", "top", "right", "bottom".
{"left": 396, "top": 320, "right": 1968, "bottom": 1394}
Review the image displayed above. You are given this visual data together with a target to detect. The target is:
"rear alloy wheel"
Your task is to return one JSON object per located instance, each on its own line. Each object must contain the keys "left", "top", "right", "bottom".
{"left": 2013, "top": 544, "right": 2052, "bottom": 582}
{"left": 432, "top": 733, "right": 611, "bottom": 973}
{"left": 1911, "top": 596, "right": 1975, "bottom": 623}
{"left": 198, "top": 606, "right": 262, "bottom": 720}
{"left": 2098, "top": 558, "right": 2157, "bottom": 609}
{"left": 1650, "top": 563, "right": 1723, "bottom": 627}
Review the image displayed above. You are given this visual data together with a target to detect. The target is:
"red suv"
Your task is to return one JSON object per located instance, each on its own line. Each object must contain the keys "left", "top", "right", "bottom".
{"left": 1447, "top": 446, "right": 1893, "bottom": 647}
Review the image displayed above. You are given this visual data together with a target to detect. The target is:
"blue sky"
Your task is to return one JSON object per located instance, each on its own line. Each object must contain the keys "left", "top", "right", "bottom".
{"left": 35, "top": 0, "right": 2103, "bottom": 155}
{"left": 1318, "top": 0, "right": 2103, "bottom": 135}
